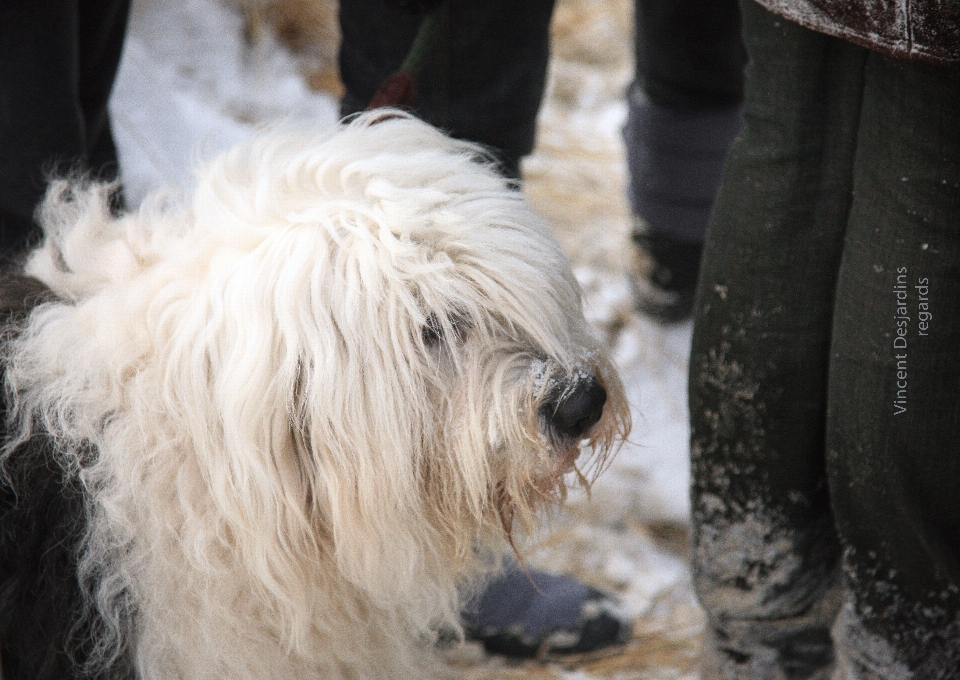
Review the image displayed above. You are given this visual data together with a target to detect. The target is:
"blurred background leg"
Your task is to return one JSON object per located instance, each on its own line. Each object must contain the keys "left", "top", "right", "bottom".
{"left": 0, "top": 0, "right": 129, "bottom": 257}
{"left": 625, "top": 0, "right": 745, "bottom": 322}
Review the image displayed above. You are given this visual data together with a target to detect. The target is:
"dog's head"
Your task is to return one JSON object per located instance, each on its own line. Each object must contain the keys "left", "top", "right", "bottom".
{"left": 23, "top": 112, "right": 629, "bottom": 612}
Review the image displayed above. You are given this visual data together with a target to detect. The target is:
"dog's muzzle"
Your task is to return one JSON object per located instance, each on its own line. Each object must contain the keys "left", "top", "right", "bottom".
{"left": 541, "top": 375, "right": 607, "bottom": 440}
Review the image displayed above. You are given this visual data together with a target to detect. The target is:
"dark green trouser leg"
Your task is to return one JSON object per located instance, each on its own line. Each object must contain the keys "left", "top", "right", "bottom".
{"left": 690, "top": 2, "right": 857, "bottom": 677}
{"left": 338, "top": 0, "right": 556, "bottom": 179}
{"left": 827, "top": 49, "right": 960, "bottom": 676}
{"left": 691, "top": 2, "right": 960, "bottom": 678}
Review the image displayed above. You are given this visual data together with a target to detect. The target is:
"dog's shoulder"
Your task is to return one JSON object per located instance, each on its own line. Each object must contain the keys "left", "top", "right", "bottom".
{"left": 0, "top": 267, "right": 58, "bottom": 324}
{"left": 0, "top": 435, "right": 90, "bottom": 680}
{"left": 0, "top": 265, "right": 90, "bottom": 679}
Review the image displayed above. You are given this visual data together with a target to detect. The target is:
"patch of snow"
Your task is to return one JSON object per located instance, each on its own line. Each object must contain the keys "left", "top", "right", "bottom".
{"left": 109, "top": 0, "right": 338, "bottom": 206}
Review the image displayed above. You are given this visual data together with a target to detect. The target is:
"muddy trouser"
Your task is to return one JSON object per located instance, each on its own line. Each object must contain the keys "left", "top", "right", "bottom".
{"left": 689, "top": 2, "right": 960, "bottom": 678}
{"left": 338, "top": 0, "right": 556, "bottom": 180}
{"left": 0, "top": 0, "right": 130, "bottom": 256}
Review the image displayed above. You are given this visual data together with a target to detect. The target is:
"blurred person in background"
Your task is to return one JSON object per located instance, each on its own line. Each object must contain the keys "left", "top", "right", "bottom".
{"left": 0, "top": 0, "right": 130, "bottom": 258}
{"left": 625, "top": 0, "right": 743, "bottom": 322}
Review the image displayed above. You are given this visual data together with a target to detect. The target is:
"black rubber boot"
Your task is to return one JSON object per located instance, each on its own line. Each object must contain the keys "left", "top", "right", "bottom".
{"left": 629, "top": 228, "right": 703, "bottom": 323}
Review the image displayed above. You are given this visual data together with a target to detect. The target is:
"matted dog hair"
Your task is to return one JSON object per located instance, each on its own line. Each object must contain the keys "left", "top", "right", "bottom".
{"left": 0, "top": 112, "right": 628, "bottom": 679}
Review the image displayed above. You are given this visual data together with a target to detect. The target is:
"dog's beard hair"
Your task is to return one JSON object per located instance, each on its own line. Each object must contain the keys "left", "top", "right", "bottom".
{"left": 2, "top": 112, "right": 630, "bottom": 679}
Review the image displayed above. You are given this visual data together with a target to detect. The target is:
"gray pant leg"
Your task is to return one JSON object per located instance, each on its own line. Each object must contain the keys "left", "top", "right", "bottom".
{"left": 626, "top": 0, "right": 745, "bottom": 242}
{"left": 625, "top": 90, "right": 742, "bottom": 242}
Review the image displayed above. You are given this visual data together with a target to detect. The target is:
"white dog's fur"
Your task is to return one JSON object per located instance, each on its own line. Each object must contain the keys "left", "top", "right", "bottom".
{"left": 2, "top": 112, "right": 628, "bottom": 679}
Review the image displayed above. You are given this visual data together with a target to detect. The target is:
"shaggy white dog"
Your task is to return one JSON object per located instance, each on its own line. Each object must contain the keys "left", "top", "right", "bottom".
{"left": 0, "top": 112, "right": 629, "bottom": 679}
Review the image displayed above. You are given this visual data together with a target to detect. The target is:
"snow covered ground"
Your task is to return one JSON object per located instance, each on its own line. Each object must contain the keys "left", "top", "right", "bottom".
{"left": 110, "top": 0, "right": 339, "bottom": 206}
{"left": 109, "top": 0, "right": 704, "bottom": 676}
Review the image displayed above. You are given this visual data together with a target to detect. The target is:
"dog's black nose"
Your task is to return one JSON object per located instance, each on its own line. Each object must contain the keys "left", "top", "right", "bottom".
{"left": 543, "top": 376, "right": 607, "bottom": 440}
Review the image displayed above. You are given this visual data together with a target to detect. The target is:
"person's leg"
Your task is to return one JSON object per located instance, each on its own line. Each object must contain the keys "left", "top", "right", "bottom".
{"left": 826, "top": 52, "right": 960, "bottom": 677}
{"left": 0, "top": 1, "right": 85, "bottom": 254}
{"left": 689, "top": 2, "right": 868, "bottom": 676}
{"left": 78, "top": 0, "right": 130, "bottom": 181}
{"left": 339, "top": 0, "right": 556, "bottom": 179}
{"left": 0, "top": 0, "right": 129, "bottom": 256}
{"left": 633, "top": 0, "right": 745, "bottom": 111}
{"left": 625, "top": 0, "right": 745, "bottom": 321}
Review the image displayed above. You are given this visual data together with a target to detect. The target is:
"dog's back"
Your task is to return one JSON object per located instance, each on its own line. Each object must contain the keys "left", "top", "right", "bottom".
{"left": 0, "top": 273, "right": 122, "bottom": 680}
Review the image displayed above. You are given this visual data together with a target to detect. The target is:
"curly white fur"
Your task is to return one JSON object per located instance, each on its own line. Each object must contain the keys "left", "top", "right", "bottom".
{"left": 3, "top": 112, "right": 628, "bottom": 679}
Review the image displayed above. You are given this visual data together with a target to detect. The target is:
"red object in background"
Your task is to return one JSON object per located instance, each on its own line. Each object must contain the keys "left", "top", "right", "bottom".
{"left": 367, "top": 69, "right": 419, "bottom": 110}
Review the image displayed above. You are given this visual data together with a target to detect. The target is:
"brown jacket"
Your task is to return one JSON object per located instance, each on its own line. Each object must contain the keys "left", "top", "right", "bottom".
{"left": 754, "top": 0, "right": 960, "bottom": 65}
